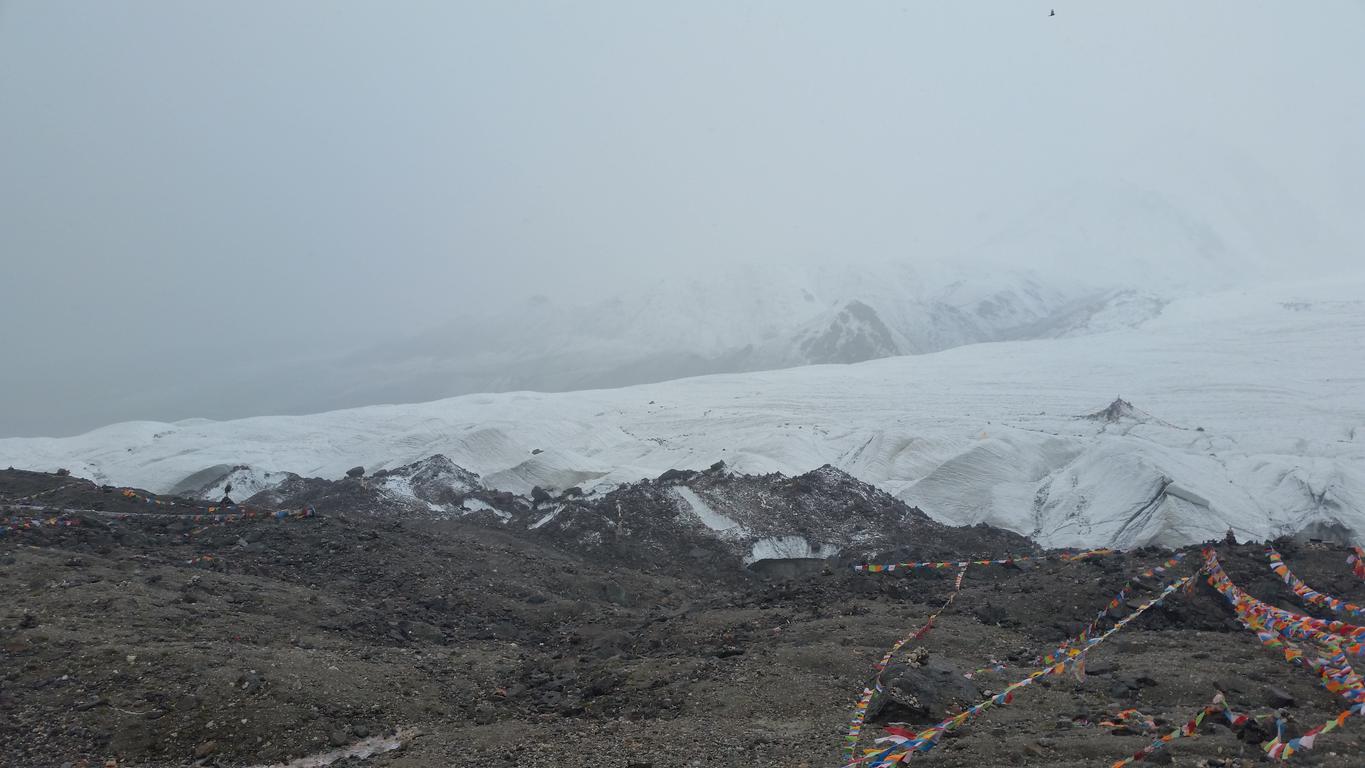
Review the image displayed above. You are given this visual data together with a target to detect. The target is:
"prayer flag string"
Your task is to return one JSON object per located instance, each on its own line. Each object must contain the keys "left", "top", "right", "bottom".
{"left": 1203, "top": 548, "right": 1365, "bottom": 761}
{"left": 842, "top": 564, "right": 969, "bottom": 762}
{"left": 1348, "top": 547, "right": 1365, "bottom": 581}
{"left": 843, "top": 570, "right": 1198, "bottom": 766}
{"left": 1266, "top": 545, "right": 1365, "bottom": 621}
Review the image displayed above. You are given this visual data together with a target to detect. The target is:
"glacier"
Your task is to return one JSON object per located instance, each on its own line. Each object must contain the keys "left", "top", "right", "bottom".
{"left": 1, "top": 277, "right": 1361, "bottom": 549}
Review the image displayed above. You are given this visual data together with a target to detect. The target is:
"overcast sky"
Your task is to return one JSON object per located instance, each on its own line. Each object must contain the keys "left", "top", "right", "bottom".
{"left": 2, "top": 1, "right": 1364, "bottom": 436}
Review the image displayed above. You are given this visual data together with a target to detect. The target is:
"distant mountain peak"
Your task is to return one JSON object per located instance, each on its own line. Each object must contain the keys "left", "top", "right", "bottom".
{"left": 1086, "top": 397, "right": 1143, "bottom": 423}
{"left": 796, "top": 300, "right": 901, "bottom": 364}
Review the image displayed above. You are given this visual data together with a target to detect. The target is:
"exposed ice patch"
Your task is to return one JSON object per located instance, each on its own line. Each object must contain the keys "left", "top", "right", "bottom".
{"left": 530, "top": 505, "right": 562, "bottom": 530}
{"left": 672, "top": 487, "right": 741, "bottom": 532}
{"left": 462, "top": 498, "right": 510, "bottom": 522}
{"left": 743, "top": 536, "right": 841, "bottom": 565}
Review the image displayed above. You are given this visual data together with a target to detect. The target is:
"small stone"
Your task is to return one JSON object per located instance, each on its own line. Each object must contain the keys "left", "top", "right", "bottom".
{"left": 328, "top": 729, "right": 349, "bottom": 746}
{"left": 193, "top": 740, "right": 218, "bottom": 758}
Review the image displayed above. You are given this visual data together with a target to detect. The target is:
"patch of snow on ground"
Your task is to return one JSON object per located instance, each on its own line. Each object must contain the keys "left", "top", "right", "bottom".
{"left": 246, "top": 728, "right": 410, "bottom": 768}
{"left": 201, "top": 466, "right": 292, "bottom": 502}
{"left": 376, "top": 475, "right": 444, "bottom": 512}
{"left": 378, "top": 475, "right": 415, "bottom": 499}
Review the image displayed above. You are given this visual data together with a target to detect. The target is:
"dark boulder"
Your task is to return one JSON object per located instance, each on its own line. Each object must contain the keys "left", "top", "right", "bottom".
{"left": 1264, "top": 686, "right": 1295, "bottom": 708}
{"left": 869, "top": 650, "right": 980, "bottom": 723}
{"left": 656, "top": 468, "right": 696, "bottom": 484}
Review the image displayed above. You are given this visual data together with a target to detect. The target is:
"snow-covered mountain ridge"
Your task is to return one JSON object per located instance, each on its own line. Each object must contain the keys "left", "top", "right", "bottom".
{"left": 2, "top": 277, "right": 1361, "bottom": 549}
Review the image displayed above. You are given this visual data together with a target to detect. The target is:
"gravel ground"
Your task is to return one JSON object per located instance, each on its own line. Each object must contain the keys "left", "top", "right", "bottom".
{"left": 3, "top": 469, "right": 1363, "bottom": 767}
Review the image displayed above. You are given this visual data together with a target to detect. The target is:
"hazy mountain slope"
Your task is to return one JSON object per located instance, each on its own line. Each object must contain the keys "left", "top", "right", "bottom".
{"left": 4, "top": 276, "right": 1361, "bottom": 549}
{"left": 323, "top": 261, "right": 1141, "bottom": 401}
{"left": 5, "top": 150, "right": 1340, "bottom": 439}
{"left": 255, "top": 156, "right": 1340, "bottom": 412}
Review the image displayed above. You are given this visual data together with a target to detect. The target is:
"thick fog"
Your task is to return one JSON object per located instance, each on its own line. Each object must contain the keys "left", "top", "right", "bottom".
{"left": 2, "top": 1, "right": 1363, "bottom": 437}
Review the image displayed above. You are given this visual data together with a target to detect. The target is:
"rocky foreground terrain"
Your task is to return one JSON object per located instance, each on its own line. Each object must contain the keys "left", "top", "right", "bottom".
{"left": 3, "top": 467, "right": 1364, "bottom": 767}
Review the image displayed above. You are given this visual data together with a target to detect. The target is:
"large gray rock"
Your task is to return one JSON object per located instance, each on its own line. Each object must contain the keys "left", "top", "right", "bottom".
{"left": 868, "top": 649, "right": 981, "bottom": 722}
